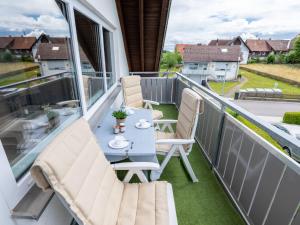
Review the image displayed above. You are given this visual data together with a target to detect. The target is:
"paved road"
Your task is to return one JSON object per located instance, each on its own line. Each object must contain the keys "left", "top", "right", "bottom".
{"left": 232, "top": 100, "right": 300, "bottom": 117}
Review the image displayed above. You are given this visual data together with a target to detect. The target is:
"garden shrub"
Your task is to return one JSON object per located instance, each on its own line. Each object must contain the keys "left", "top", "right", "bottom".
{"left": 267, "top": 52, "right": 275, "bottom": 64}
{"left": 283, "top": 112, "right": 300, "bottom": 125}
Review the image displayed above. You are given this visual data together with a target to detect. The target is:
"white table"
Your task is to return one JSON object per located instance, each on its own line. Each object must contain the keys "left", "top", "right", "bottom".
{"left": 94, "top": 108, "right": 158, "bottom": 164}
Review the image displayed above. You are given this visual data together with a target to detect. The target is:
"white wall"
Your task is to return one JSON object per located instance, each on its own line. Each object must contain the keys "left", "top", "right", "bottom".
{"left": 183, "top": 61, "right": 239, "bottom": 82}
{"left": 40, "top": 60, "right": 71, "bottom": 76}
{"left": 0, "top": 0, "right": 129, "bottom": 225}
{"left": 240, "top": 43, "right": 249, "bottom": 64}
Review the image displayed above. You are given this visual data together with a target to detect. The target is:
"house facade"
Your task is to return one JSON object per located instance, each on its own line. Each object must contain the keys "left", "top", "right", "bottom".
{"left": 0, "top": 1, "right": 170, "bottom": 225}
{"left": 208, "top": 36, "right": 249, "bottom": 64}
{"left": 182, "top": 45, "right": 240, "bottom": 84}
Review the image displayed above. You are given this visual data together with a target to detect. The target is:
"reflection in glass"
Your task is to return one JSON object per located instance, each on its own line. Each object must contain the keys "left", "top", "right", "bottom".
{"left": 103, "top": 28, "right": 115, "bottom": 89}
{"left": 74, "top": 10, "right": 105, "bottom": 109}
{"left": 0, "top": 0, "right": 80, "bottom": 180}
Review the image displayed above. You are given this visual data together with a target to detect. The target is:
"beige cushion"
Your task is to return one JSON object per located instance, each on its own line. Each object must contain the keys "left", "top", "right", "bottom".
{"left": 176, "top": 88, "right": 202, "bottom": 140}
{"left": 121, "top": 76, "right": 144, "bottom": 108}
{"left": 152, "top": 109, "right": 163, "bottom": 120}
{"left": 31, "top": 118, "right": 170, "bottom": 225}
{"left": 155, "top": 88, "right": 203, "bottom": 153}
{"left": 155, "top": 131, "right": 176, "bottom": 153}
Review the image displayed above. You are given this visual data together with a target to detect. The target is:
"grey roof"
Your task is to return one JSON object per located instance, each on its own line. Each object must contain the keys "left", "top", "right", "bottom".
{"left": 183, "top": 45, "right": 241, "bottom": 62}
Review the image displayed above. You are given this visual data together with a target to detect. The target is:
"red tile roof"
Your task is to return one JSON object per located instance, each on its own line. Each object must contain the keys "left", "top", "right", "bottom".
{"left": 9, "top": 37, "right": 37, "bottom": 50}
{"left": 36, "top": 43, "right": 88, "bottom": 62}
{"left": 246, "top": 39, "right": 272, "bottom": 52}
{"left": 0, "top": 37, "right": 14, "bottom": 49}
{"left": 175, "top": 44, "right": 195, "bottom": 55}
{"left": 183, "top": 45, "right": 241, "bottom": 62}
{"left": 266, "top": 40, "right": 290, "bottom": 52}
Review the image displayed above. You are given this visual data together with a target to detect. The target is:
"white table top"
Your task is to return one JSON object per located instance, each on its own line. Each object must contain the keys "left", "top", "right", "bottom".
{"left": 94, "top": 108, "right": 157, "bottom": 162}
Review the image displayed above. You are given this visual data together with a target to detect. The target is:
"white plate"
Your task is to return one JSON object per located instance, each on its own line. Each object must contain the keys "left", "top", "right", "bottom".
{"left": 108, "top": 140, "right": 129, "bottom": 149}
{"left": 135, "top": 122, "right": 151, "bottom": 129}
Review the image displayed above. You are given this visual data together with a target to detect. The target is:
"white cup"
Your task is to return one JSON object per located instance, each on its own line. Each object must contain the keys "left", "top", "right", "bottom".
{"left": 114, "top": 135, "right": 125, "bottom": 145}
{"left": 139, "top": 119, "right": 147, "bottom": 126}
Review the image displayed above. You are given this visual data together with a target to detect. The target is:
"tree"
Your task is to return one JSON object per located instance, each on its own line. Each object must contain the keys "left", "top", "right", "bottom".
{"left": 160, "top": 52, "right": 179, "bottom": 71}
{"left": 293, "top": 37, "right": 300, "bottom": 63}
{"left": 267, "top": 52, "right": 275, "bottom": 64}
{"left": 0, "top": 50, "right": 13, "bottom": 62}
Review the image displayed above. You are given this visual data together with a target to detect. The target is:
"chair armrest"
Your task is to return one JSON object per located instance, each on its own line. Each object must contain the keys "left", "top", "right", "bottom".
{"left": 143, "top": 99, "right": 160, "bottom": 105}
{"left": 156, "top": 139, "right": 195, "bottom": 145}
{"left": 112, "top": 162, "right": 160, "bottom": 183}
{"left": 153, "top": 119, "right": 178, "bottom": 124}
{"left": 56, "top": 100, "right": 79, "bottom": 107}
{"left": 112, "top": 162, "right": 160, "bottom": 170}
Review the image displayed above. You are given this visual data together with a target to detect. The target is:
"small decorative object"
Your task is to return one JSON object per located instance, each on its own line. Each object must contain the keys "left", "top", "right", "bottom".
{"left": 112, "top": 110, "right": 128, "bottom": 125}
{"left": 47, "top": 110, "right": 60, "bottom": 130}
{"left": 119, "top": 122, "right": 126, "bottom": 133}
{"left": 113, "top": 125, "right": 120, "bottom": 134}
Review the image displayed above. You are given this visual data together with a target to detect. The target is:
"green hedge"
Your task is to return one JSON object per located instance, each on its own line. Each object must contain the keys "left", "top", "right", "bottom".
{"left": 283, "top": 112, "right": 300, "bottom": 125}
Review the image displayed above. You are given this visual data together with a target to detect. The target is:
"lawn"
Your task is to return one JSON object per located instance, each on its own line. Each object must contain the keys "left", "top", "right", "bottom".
{"left": 0, "top": 69, "right": 39, "bottom": 87}
{"left": 208, "top": 80, "right": 240, "bottom": 95}
{"left": 240, "top": 69, "right": 300, "bottom": 95}
{"left": 241, "top": 64, "right": 300, "bottom": 83}
{"left": 0, "top": 62, "right": 39, "bottom": 75}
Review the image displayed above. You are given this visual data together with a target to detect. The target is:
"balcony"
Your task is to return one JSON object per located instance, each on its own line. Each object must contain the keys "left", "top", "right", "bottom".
{"left": 122, "top": 72, "right": 299, "bottom": 225}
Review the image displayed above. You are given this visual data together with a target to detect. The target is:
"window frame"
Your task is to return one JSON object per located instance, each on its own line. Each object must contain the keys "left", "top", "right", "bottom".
{"left": 71, "top": 1, "right": 118, "bottom": 120}
{"left": 0, "top": 0, "right": 120, "bottom": 209}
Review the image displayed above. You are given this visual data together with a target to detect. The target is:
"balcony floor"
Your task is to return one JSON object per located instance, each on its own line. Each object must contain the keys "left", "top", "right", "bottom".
{"left": 154, "top": 104, "right": 245, "bottom": 225}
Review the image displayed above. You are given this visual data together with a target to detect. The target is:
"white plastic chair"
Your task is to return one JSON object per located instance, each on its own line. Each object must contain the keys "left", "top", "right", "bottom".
{"left": 121, "top": 75, "right": 163, "bottom": 120}
{"left": 151, "top": 88, "right": 204, "bottom": 182}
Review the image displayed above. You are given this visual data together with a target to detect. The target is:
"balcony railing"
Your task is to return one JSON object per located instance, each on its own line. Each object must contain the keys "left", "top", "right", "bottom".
{"left": 130, "top": 71, "right": 300, "bottom": 225}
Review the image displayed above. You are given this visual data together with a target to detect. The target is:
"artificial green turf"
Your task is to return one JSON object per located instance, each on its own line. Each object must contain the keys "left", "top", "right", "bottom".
{"left": 154, "top": 104, "right": 245, "bottom": 225}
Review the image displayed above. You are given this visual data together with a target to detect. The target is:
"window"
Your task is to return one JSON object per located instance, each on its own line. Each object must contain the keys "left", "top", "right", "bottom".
{"left": 189, "top": 63, "right": 198, "bottom": 70}
{"left": 74, "top": 10, "right": 105, "bottom": 109}
{"left": 0, "top": 0, "right": 80, "bottom": 185}
{"left": 215, "top": 63, "right": 230, "bottom": 71}
{"left": 102, "top": 28, "right": 116, "bottom": 89}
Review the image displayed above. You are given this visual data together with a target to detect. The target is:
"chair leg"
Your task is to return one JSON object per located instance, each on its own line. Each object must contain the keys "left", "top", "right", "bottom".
{"left": 179, "top": 146, "right": 198, "bottom": 182}
{"left": 150, "top": 145, "right": 177, "bottom": 181}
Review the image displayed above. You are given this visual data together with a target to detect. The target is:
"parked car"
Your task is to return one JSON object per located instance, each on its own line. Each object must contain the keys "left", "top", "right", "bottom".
{"left": 272, "top": 123, "right": 300, "bottom": 162}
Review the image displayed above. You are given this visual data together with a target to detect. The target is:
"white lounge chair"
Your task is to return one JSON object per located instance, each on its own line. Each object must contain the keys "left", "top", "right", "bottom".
{"left": 151, "top": 88, "right": 204, "bottom": 183}
{"left": 31, "top": 118, "right": 177, "bottom": 225}
{"left": 121, "top": 75, "right": 163, "bottom": 120}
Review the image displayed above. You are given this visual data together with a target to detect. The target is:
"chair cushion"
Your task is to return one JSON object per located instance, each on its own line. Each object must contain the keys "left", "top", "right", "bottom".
{"left": 31, "top": 118, "right": 172, "bottom": 225}
{"left": 152, "top": 109, "right": 163, "bottom": 120}
{"left": 155, "top": 131, "right": 176, "bottom": 153}
{"left": 176, "top": 88, "right": 202, "bottom": 140}
{"left": 122, "top": 76, "right": 144, "bottom": 108}
{"left": 117, "top": 181, "right": 169, "bottom": 225}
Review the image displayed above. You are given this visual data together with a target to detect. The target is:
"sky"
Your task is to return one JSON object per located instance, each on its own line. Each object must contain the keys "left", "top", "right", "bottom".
{"left": 164, "top": 0, "right": 300, "bottom": 51}
{"left": 0, "top": 0, "right": 69, "bottom": 37}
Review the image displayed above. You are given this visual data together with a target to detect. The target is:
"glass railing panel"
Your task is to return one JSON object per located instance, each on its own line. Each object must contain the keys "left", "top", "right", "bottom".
{"left": 0, "top": 72, "right": 80, "bottom": 180}
{"left": 82, "top": 72, "right": 105, "bottom": 108}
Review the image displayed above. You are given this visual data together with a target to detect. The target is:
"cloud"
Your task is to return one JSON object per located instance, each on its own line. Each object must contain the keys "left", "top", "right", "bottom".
{"left": 164, "top": 0, "right": 300, "bottom": 50}
{"left": 0, "top": 0, "right": 69, "bottom": 37}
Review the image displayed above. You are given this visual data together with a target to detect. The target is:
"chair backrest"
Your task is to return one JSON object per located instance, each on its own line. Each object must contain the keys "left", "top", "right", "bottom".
{"left": 31, "top": 118, "right": 124, "bottom": 225}
{"left": 121, "top": 75, "right": 144, "bottom": 108}
{"left": 176, "top": 88, "right": 203, "bottom": 151}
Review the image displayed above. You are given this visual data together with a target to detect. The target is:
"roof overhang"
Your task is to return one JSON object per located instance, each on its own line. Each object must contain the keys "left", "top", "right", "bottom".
{"left": 116, "top": 0, "right": 172, "bottom": 74}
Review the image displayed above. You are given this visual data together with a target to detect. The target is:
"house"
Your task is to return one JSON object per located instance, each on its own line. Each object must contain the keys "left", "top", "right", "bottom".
{"left": 36, "top": 42, "right": 93, "bottom": 76}
{"left": 175, "top": 44, "right": 195, "bottom": 56}
{"left": 0, "top": 36, "right": 37, "bottom": 59}
{"left": 266, "top": 40, "right": 290, "bottom": 53}
{"left": 208, "top": 36, "right": 250, "bottom": 64}
{"left": 246, "top": 39, "right": 291, "bottom": 59}
{"left": 182, "top": 45, "right": 241, "bottom": 83}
